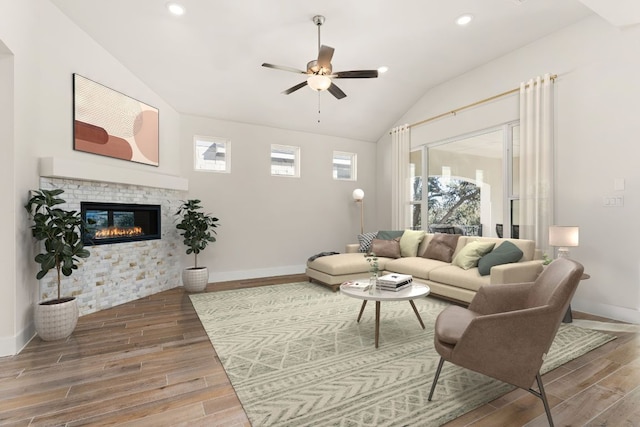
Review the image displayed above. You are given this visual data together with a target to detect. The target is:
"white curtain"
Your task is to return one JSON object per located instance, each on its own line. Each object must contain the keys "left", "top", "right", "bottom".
{"left": 519, "top": 74, "right": 554, "bottom": 250}
{"left": 391, "top": 124, "right": 411, "bottom": 230}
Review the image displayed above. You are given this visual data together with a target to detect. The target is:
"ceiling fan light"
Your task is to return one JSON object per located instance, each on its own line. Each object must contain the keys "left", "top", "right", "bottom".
{"left": 166, "top": 2, "right": 185, "bottom": 16}
{"left": 456, "top": 13, "right": 473, "bottom": 26}
{"left": 307, "top": 74, "right": 332, "bottom": 91}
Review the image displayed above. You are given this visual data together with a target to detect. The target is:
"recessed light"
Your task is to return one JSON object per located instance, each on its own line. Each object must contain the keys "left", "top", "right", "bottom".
{"left": 166, "top": 2, "right": 185, "bottom": 16}
{"left": 378, "top": 66, "right": 389, "bottom": 74}
{"left": 455, "top": 14, "right": 473, "bottom": 26}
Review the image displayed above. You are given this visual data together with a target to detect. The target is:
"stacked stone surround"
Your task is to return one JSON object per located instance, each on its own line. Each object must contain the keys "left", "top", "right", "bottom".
{"left": 39, "top": 177, "right": 186, "bottom": 316}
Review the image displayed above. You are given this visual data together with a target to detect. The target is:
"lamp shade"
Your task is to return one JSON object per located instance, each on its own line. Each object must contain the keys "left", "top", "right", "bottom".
{"left": 307, "top": 74, "right": 332, "bottom": 91}
{"left": 549, "top": 226, "right": 579, "bottom": 247}
{"left": 352, "top": 189, "right": 364, "bottom": 201}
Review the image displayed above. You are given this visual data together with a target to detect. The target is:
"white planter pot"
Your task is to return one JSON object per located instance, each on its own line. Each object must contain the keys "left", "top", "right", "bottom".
{"left": 35, "top": 297, "right": 79, "bottom": 341}
{"left": 182, "top": 267, "right": 209, "bottom": 292}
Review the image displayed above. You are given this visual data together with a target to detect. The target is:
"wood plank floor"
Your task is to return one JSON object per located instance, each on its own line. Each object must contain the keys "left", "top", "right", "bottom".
{"left": 0, "top": 275, "right": 638, "bottom": 426}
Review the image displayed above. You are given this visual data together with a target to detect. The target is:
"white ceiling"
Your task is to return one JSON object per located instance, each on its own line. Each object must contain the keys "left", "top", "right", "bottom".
{"left": 49, "top": 0, "right": 595, "bottom": 142}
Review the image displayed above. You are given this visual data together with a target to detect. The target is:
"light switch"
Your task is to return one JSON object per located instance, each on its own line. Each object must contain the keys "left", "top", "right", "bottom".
{"left": 603, "top": 196, "right": 624, "bottom": 207}
{"left": 614, "top": 178, "right": 625, "bottom": 191}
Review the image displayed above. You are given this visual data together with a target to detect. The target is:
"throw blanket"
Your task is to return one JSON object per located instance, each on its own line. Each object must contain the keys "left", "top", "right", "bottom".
{"left": 307, "top": 251, "right": 340, "bottom": 262}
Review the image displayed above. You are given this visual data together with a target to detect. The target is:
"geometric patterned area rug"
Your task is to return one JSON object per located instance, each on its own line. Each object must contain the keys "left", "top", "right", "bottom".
{"left": 190, "top": 282, "right": 615, "bottom": 427}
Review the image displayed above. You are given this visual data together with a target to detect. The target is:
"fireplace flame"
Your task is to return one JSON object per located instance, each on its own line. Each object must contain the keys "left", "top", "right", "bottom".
{"left": 95, "top": 226, "right": 144, "bottom": 239}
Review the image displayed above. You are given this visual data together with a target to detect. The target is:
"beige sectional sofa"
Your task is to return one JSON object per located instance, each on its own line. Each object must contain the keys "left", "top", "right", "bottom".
{"left": 306, "top": 233, "right": 543, "bottom": 304}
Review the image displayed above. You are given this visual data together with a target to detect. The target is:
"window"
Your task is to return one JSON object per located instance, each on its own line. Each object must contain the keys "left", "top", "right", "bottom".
{"left": 411, "top": 122, "right": 519, "bottom": 237}
{"left": 194, "top": 136, "right": 230, "bottom": 173}
{"left": 333, "top": 151, "right": 357, "bottom": 180}
{"left": 271, "top": 144, "right": 300, "bottom": 177}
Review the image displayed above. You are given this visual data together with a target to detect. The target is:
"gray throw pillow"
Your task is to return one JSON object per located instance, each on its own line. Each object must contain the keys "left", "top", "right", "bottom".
{"left": 477, "top": 241, "right": 524, "bottom": 276}
{"left": 376, "top": 230, "right": 405, "bottom": 240}
{"left": 357, "top": 232, "right": 377, "bottom": 253}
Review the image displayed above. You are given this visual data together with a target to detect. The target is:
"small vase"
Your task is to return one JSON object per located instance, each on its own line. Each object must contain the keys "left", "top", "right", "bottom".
{"left": 369, "top": 272, "right": 378, "bottom": 295}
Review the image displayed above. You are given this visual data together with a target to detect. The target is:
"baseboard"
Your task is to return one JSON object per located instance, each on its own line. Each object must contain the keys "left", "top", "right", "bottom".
{"left": 208, "top": 264, "right": 306, "bottom": 283}
{"left": 0, "top": 321, "right": 36, "bottom": 357}
{"left": 572, "top": 298, "right": 640, "bottom": 324}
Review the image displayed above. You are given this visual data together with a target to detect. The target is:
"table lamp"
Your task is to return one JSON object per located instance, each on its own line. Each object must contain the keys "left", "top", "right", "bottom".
{"left": 548, "top": 226, "right": 579, "bottom": 259}
{"left": 352, "top": 189, "right": 364, "bottom": 234}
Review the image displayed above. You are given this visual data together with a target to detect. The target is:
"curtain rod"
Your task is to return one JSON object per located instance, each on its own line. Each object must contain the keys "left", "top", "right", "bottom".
{"left": 390, "top": 74, "right": 557, "bottom": 134}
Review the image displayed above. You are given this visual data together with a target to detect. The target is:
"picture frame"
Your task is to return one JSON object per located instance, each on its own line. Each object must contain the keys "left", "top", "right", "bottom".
{"left": 73, "top": 73, "right": 159, "bottom": 167}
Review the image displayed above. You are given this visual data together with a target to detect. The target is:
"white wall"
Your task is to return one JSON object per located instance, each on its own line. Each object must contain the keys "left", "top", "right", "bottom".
{"left": 0, "top": 0, "right": 182, "bottom": 356}
{"left": 179, "top": 115, "right": 377, "bottom": 282}
{"left": 0, "top": 40, "right": 16, "bottom": 355}
{"left": 378, "top": 16, "right": 640, "bottom": 323}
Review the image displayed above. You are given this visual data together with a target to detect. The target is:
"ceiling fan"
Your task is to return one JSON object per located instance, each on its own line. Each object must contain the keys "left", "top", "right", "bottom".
{"left": 262, "top": 15, "right": 378, "bottom": 100}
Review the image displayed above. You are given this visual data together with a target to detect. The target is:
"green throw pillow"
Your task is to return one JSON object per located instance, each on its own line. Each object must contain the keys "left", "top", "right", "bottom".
{"left": 452, "top": 240, "right": 496, "bottom": 270}
{"left": 399, "top": 229, "right": 426, "bottom": 257}
{"left": 477, "top": 241, "right": 524, "bottom": 276}
{"left": 376, "top": 230, "right": 405, "bottom": 240}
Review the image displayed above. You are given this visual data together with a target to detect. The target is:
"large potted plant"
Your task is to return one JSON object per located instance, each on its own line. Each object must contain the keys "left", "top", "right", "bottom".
{"left": 25, "top": 189, "right": 91, "bottom": 341}
{"left": 175, "top": 199, "right": 219, "bottom": 292}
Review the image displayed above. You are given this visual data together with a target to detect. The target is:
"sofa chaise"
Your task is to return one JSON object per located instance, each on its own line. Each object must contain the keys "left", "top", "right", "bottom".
{"left": 306, "top": 231, "right": 543, "bottom": 304}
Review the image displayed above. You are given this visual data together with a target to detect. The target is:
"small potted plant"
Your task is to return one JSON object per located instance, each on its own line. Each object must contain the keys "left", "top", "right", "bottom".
{"left": 25, "top": 189, "right": 91, "bottom": 341}
{"left": 175, "top": 199, "right": 219, "bottom": 292}
{"left": 364, "top": 252, "right": 379, "bottom": 294}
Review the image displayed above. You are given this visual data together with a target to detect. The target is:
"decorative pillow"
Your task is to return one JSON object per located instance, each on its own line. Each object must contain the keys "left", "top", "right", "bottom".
{"left": 357, "top": 232, "right": 377, "bottom": 253}
{"left": 451, "top": 240, "right": 496, "bottom": 270}
{"left": 376, "top": 230, "right": 405, "bottom": 240}
{"left": 477, "top": 241, "right": 524, "bottom": 276}
{"left": 399, "top": 229, "right": 426, "bottom": 257}
{"left": 370, "top": 238, "right": 401, "bottom": 259}
{"left": 422, "top": 234, "right": 461, "bottom": 263}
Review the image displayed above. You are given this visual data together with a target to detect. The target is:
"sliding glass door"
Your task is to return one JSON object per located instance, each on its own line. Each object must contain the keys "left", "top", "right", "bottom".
{"left": 410, "top": 122, "right": 519, "bottom": 237}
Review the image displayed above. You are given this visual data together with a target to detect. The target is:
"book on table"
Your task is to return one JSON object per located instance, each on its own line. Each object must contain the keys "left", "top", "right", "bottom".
{"left": 377, "top": 273, "right": 413, "bottom": 286}
{"left": 379, "top": 282, "right": 412, "bottom": 292}
{"left": 377, "top": 273, "right": 413, "bottom": 284}
{"left": 342, "top": 280, "right": 371, "bottom": 291}
{"left": 377, "top": 274, "right": 413, "bottom": 292}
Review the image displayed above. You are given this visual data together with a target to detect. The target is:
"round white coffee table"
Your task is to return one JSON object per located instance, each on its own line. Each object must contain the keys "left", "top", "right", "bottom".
{"left": 340, "top": 282, "right": 431, "bottom": 348}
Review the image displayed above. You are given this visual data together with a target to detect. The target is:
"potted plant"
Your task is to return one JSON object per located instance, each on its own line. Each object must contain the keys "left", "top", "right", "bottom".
{"left": 175, "top": 199, "right": 219, "bottom": 292}
{"left": 364, "top": 252, "right": 380, "bottom": 294}
{"left": 25, "top": 189, "right": 91, "bottom": 341}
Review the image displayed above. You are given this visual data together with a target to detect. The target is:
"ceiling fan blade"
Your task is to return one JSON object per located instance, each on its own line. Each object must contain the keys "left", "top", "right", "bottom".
{"left": 327, "top": 82, "right": 346, "bottom": 100}
{"left": 332, "top": 70, "right": 379, "bottom": 79}
{"left": 317, "top": 45, "right": 335, "bottom": 69}
{"left": 282, "top": 81, "right": 308, "bottom": 95}
{"left": 262, "top": 63, "right": 307, "bottom": 74}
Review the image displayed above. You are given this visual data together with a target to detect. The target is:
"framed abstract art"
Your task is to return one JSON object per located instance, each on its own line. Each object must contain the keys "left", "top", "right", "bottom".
{"left": 73, "top": 74, "right": 159, "bottom": 166}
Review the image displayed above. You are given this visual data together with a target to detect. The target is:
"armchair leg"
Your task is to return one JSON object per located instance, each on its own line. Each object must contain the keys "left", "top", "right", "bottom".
{"left": 527, "top": 372, "right": 554, "bottom": 427}
{"left": 428, "top": 357, "right": 445, "bottom": 401}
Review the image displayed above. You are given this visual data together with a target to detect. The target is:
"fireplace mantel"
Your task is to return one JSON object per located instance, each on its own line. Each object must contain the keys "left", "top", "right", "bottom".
{"left": 39, "top": 157, "right": 188, "bottom": 191}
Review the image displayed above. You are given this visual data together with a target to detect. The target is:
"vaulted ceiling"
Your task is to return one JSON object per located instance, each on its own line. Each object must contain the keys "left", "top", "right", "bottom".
{"left": 50, "top": 0, "right": 596, "bottom": 142}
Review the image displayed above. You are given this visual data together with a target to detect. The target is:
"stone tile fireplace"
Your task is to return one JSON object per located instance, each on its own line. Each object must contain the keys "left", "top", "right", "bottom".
{"left": 38, "top": 159, "right": 188, "bottom": 316}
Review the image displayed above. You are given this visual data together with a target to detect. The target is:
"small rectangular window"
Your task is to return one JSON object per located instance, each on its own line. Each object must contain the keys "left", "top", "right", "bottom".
{"left": 333, "top": 151, "right": 357, "bottom": 181}
{"left": 271, "top": 144, "right": 300, "bottom": 177}
{"left": 194, "top": 136, "right": 230, "bottom": 173}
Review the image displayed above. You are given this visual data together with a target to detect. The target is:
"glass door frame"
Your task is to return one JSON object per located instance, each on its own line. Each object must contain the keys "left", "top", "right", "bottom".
{"left": 411, "top": 120, "right": 519, "bottom": 236}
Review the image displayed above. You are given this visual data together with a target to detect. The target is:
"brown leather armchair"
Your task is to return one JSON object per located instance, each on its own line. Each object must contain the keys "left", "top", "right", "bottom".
{"left": 428, "top": 258, "right": 584, "bottom": 427}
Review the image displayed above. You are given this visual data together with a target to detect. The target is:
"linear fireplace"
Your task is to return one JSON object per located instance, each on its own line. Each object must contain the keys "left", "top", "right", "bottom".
{"left": 81, "top": 202, "right": 161, "bottom": 245}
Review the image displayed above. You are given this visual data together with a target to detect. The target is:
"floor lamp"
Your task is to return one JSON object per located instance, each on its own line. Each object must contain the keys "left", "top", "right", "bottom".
{"left": 352, "top": 189, "right": 364, "bottom": 234}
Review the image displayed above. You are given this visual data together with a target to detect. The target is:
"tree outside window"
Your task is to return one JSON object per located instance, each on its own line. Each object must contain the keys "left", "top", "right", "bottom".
{"left": 428, "top": 177, "right": 480, "bottom": 227}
